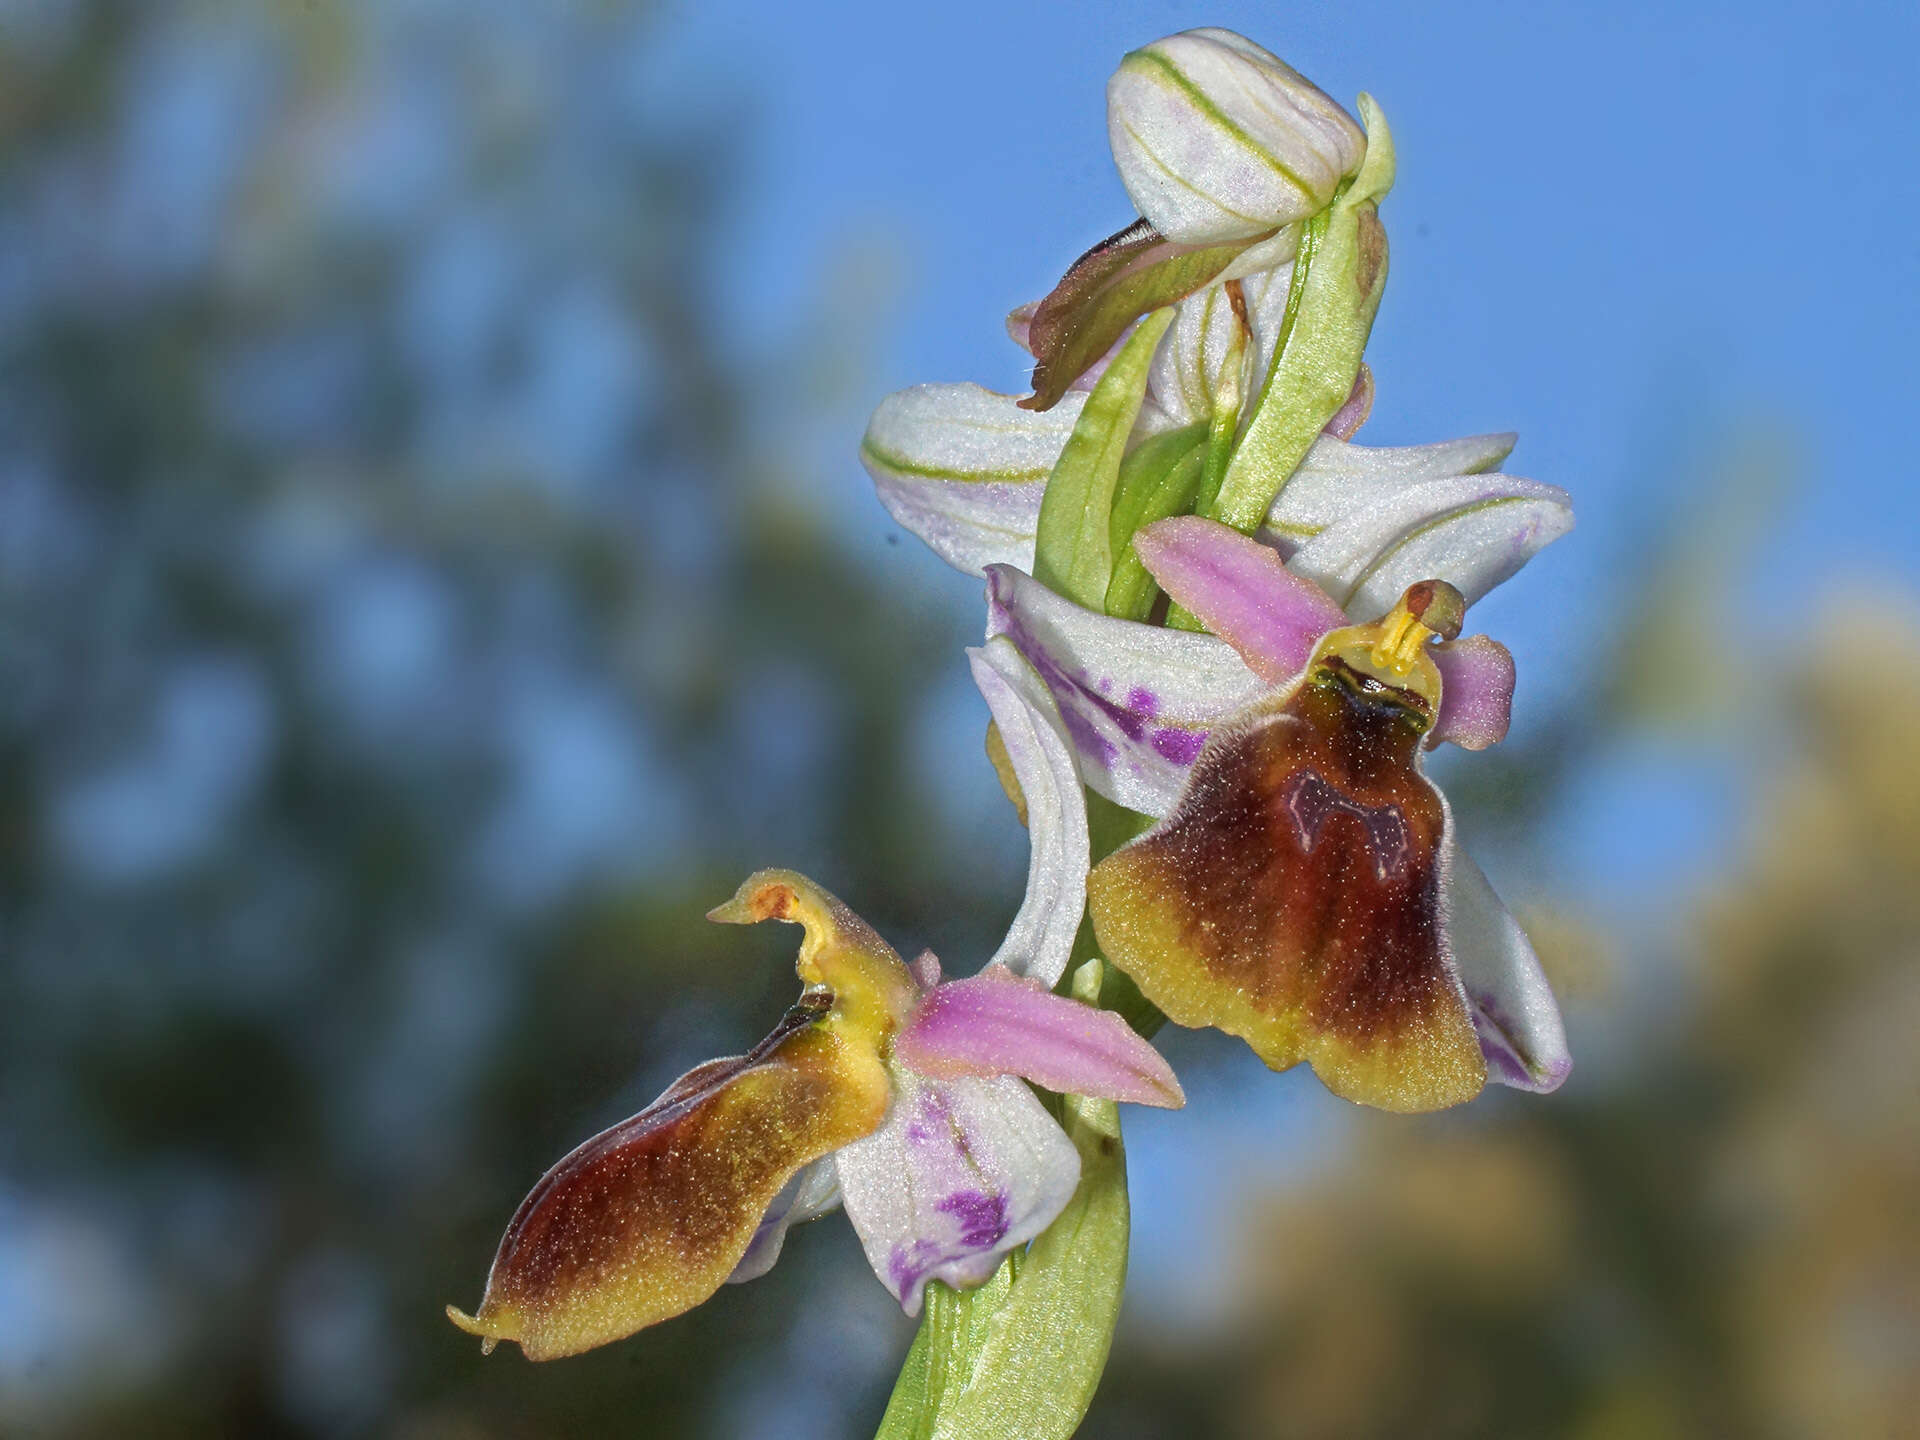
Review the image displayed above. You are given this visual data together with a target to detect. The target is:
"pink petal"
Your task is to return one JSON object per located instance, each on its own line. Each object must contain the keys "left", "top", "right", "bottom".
{"left": 1130, "top": 516, "right": 1347, "bottom": 683}
{"left": 1431, "top": 634, "right": 1515, "bottom": 751}
{"left": 895, "top": 965, "right": 1184, "bottom": 1109}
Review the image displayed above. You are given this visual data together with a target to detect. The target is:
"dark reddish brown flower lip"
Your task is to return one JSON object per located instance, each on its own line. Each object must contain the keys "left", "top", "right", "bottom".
{"left": 447, "top": 1013, "right": 891, "bottom": 1361}
{"left": 1089, "top": 668, "right": 1484, "bottom": 1113}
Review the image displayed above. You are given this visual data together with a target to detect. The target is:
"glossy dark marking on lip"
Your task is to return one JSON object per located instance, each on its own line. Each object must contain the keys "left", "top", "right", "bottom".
{"left": 1279, "top": 769, "right": 1413, "bottom": 882}
{"left": 1320, "top": 655, "right": 1432, "bottom": 725}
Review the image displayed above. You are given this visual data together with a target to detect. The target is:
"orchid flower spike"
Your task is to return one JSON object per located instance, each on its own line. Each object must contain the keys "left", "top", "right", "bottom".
{"left": 447, "top": 646, "right": 1180, "bottom": 1361}
{"left": 988, "top": 516, "right": 1570, "bottom": 1112}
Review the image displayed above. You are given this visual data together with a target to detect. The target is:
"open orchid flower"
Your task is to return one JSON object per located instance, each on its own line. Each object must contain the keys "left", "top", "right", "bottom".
{"left": 445, "top": 873, "right": 1182, "bottom": 1361}
{"left": 988, "top": 515, "right": 1569, "bottom": 1110}
{"left": 447, "top": 645, "right": 1180, "bottom": 1361}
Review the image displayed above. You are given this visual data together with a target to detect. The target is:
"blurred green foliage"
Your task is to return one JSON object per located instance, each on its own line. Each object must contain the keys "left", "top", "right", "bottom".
{"left": 0, "top": 4, "right": 995, "bottom": 1435}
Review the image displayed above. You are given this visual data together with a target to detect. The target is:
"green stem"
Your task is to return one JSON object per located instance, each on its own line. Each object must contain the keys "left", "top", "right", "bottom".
{"left": 1032, "top": 308, "right": 1178, "bottom": 611}
{"left": 875, "top": 1264, "right": 1020, "bottom": 1440}
{"left": 872, "top": 959, "right": 1135, "bottom": 1440}
{"left": 1104, "top": 424, "right": 1208, "bottom": 622}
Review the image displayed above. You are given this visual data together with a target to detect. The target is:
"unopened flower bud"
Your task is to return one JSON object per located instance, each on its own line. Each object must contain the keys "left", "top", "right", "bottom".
{"left": 1107, "top": 28, "right": 1365, "bottom": 245}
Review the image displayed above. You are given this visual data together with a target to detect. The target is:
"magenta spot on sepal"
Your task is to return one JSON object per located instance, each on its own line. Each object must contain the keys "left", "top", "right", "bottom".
{"left": 1150, "top": 726, "right": 1205, "bottom": 764}
{"left": 885, "top": 1188, "right": 1010, "bottom": 1299}
{"left": 937, "top": 1188, "right": 1010, "bottom": 1250}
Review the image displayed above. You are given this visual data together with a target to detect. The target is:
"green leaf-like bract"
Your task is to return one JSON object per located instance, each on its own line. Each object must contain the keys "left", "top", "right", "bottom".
{"left": 873, "top": 960, "right": 1131, "bottom": 1440}
{"left": 1105, "top": 423, "right": 1209, "bottom": 620}
{"left": 1031, "top": 308, "right": 1178, "bottom": 613}
{"left": 1207, "top": 94, "right": 1397, "bottom": 535}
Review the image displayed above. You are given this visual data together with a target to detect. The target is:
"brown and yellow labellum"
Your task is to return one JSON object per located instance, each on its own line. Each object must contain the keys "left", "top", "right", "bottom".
{"left": 1088, "top": 655, "right": 1486, "bottom": 1112}
{"left": 446, "top": 1002, "right": 889, "bottom": 1359}
{"left": 448, "top": 870, "right": 910, "bottom": 1359}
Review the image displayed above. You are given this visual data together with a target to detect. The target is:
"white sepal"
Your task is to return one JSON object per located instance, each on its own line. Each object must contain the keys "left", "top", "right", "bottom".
{"left": 985, "top": 564, "right": 1265, "bottom": 815}
{"left": 862, "top": 383, "right": 1086, "bottom": 575}
{"left": 970, "top": 639, "right": 1090, "bottom": 987}
{"left": 725, "top": 1156, "right": 844, "bottom": 1285}
{"left": 835, "top": 1069, "right": 1081, "bottom": 1316}
{"left": 1285, "top": 471, "right": 1575, "bottom": 620}
{"left": 1439, "top": 806, "right": 1571, "bottom": 1093}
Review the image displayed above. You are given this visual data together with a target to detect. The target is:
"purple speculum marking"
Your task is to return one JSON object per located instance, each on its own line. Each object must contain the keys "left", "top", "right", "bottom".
{"left": 1010, "top": 623, "right": 1145, "bottom": 746}
{"left": 1082, "top": 679, "right": 1148, "bottom": 741}
{"left": 889, "top": 1242, "right": 937, "bottom": 1297}
{"left": 906, "top": 1089, "right": 952, "bottom": 1148}
{"left": 1058, "top": 701, "right": 1119, "bottom": 766}
{"left": 1010, "top": 626, "right": 1120, "bottom": 764}
{"left": 1280, "top": 769, "right": 1412, "bottom": 882}
{"left": 905, "top": 1088, "right": 980, "bottom": 1163}
{"left": 991, "top": 573, "right": 1186, "bottom": 769}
